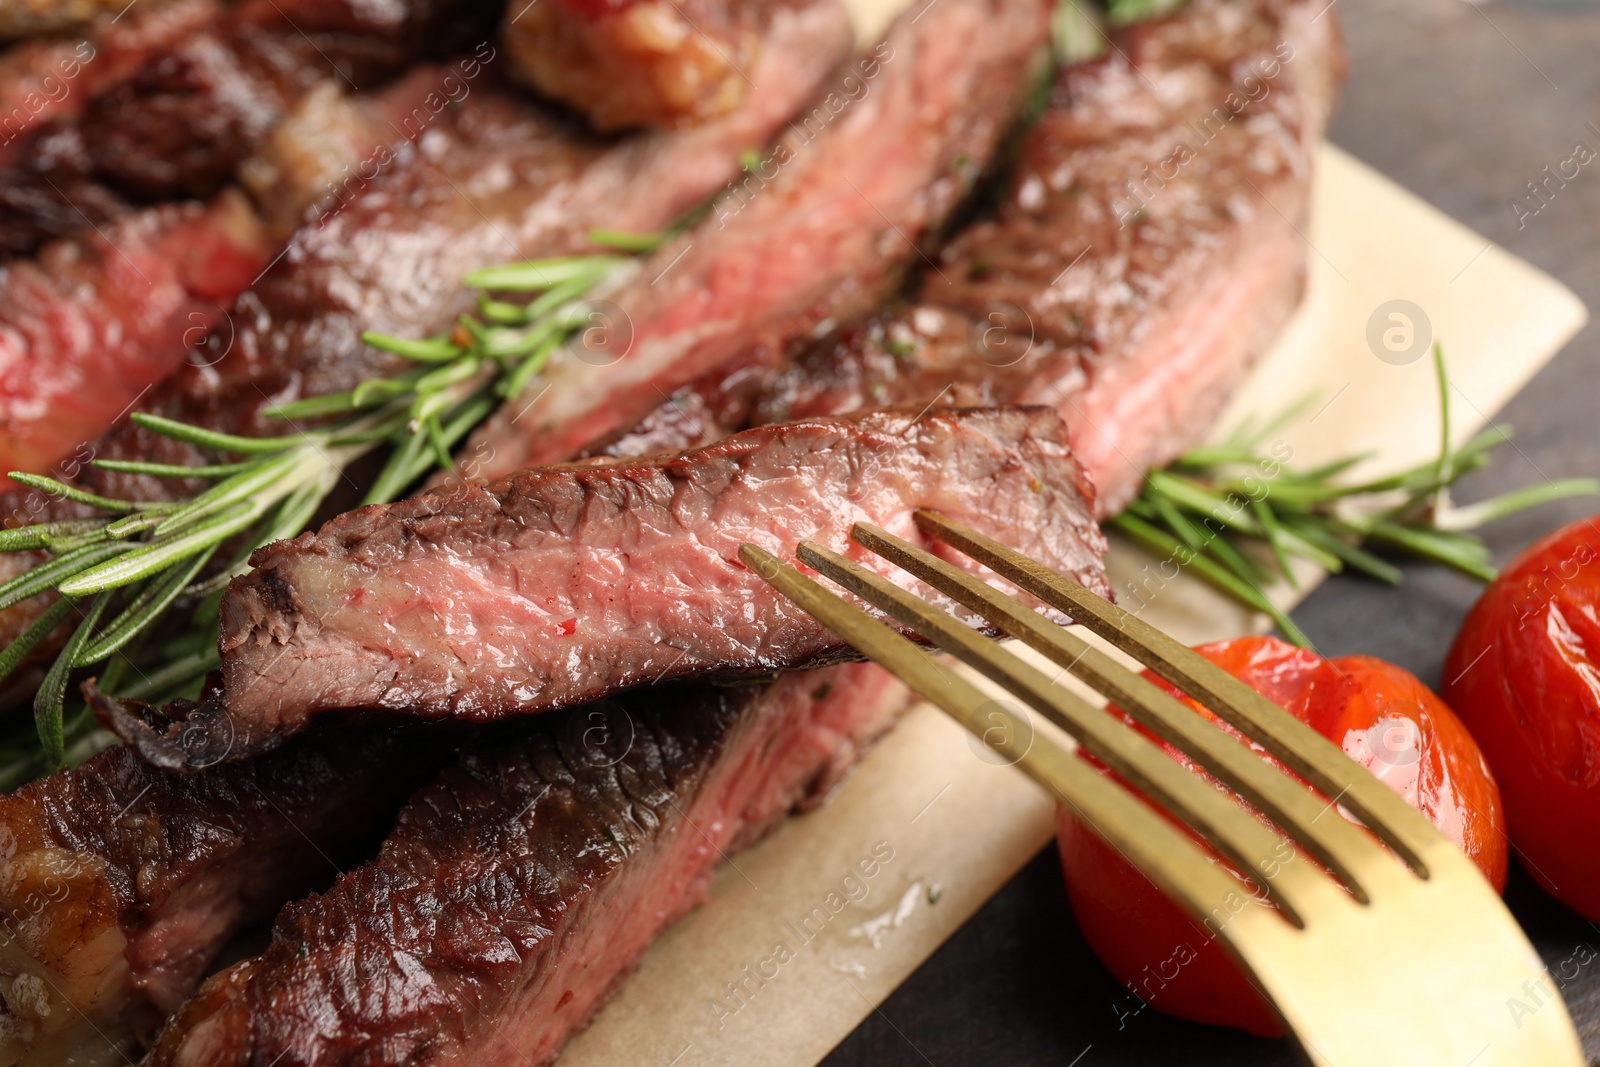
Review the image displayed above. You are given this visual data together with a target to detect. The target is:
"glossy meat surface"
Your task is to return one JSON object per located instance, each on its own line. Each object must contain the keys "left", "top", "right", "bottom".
{"left": 148, "top": 663, "right": 912, "bottom": 1066}
{"left": 102, "top": 407, "right": 1107, "bottom": 767}
{"left": 624, "top": 0, "right": 1343, "bottom": 514}
{"left": 0, "top": 0, "right": 221, "bottom": 251}
{"left": 461, "top": 0, "right": 1053, "bottom": 476}
{"left": 0, "top": 725, "right": 443, "bottom": 1065}
{"left": 80, "top": 0, "right": 504, "bottom": 200}
{"left": 504, "top": 0, "right": 768, "bottom": 131}
{"left": 0, "top": 0, "right": 847, "bottom": 654}
{"left": 0, "top": 0, "right": 505, "bottom": 257}
{"left": 0, "top": 0, "right": 183, "bottom": 40}
{"left": 0, "top": 192, "right": 268, "bottom": 490}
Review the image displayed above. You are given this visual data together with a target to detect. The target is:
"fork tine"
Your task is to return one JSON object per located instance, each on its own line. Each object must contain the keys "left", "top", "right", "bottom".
{"left": 738, "top": 543, "right": 1293, "bottom": 953}
{"left": 846, "top": 521, "right": 1402, "bottom": 901}
{"left": 790, "top": 540, "right": 1352, "bottom": 926}
{"left": 912, "top": 509, "right": 1449, "bottom": 875}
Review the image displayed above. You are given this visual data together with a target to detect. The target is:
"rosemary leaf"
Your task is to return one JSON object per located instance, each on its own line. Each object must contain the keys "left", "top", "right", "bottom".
{"left": 1366, "top": 522, "right": 1498, "bottom": 583}
{"left": 498, "top": 336, "right": 559, "bottom": 400}
{"left": 1251, "top": 499, "right": 1300, "bottom": 588}
{"left": 0, "top": 541, "right": 129, "bottom": 612}
{"left": 77, "top": 546, "right": 216, "bottom": 666}
{"left": 363, "top": 422, "right": 434, "bottom": 506}
{"left": 385, "top": 390, "right": 499, "bottom": 495}
{"left": 0, "top": 596, "right": 77, "bottom": 691}
{"left": 60, "top": 504, "right": 259, "bottom": 596}
{"left": 413, "top": 357, "right": 484, "bottom": 396}
{"left": 359, "top": 332, "right": 463, "bottom": 364}
{"left": 527, "top": 276, "right": 600, "bottom": 320}
{"left": 588, "top": 228, "right": 667, "bottom": 253}
{"left": 261, "top": 392, "right": 357, "bottom": 421}
{"left": 35, "top": 590, "right": 111, "bottom": 766}
{"left": 1279, "top": 517, "right": 1402, "bottom": 585}
{"left": 1436, "top": 478, "right": 1600, "bottom": 532}
{"left": 463, "top": 255, "right": 626, "bottom": 291}
{"left": 1110, "top": 512, "right": 1310, "bottom": 646}
{"left": 152, "top": 450, "right": 303, "bottom": 536}
{"left": 477, "top": 295, "right": 529, "bottom": 325}
{"left": 6, "top": 473, "right": 168, "bottom": 515}
{"left": 0, "top": 519, "right": 108, "bottom": 553}
{"left": 93, "top": 458, "right": 253, "bottom": 479}
{"left": 130, "top": 413, "right": 308, "bottom": 455}
{"left": 1145, "top": 470, "right": 1264, "bottom": 536}
{"left": 425, "top": 417, "right": 453, "bottom": 471}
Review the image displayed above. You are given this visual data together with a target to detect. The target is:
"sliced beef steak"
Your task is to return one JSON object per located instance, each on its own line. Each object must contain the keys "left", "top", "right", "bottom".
{"left": 0, "top": 0, "right": 185, "bottom": 40}
{"left": 148, "top": 663, "right": 912, "bottom": 1067}
{"left": 75, "top": 0, "right": 506, "bottom": 202}
{"left": 0, "top": 725, "right": 444, "bottom": 1066}
{"left": 100, "top": 407, "right": 1107, "bottom": 767}
{"left": 0, "top": 0, "right": 222, "bottom": 251}
{"left": 503, "top": 0, "right": 769, "bottom": 132}
{"left": 0, "top": 0, "right": 847, "bottom": 655}
{"left": 0, "top": 192, "right": 268, "bottom": 491}
{"left": 0, "top": 0, "right": 505, "bottom": 258}
{"left": 629, "top": 0, "right": 1343, "bottom": 515}
{"left": 456, "top": 0, "right": 1053, "bottom": 477}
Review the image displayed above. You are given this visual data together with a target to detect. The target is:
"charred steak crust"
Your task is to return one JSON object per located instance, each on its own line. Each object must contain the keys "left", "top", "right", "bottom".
{"left": 457, "top": 0, "right": 1055, "bottom": 478}
{"left": 0, "top": 725, "right": 445, "bottom": 1064}
{"left": 98, "top": 407, "right": 1107, "bottom": 768}
{"left": 148, "top": 663, "right": 914, "bottom": 1067}
{"left": 504, "top": 0, "right": 773, "bottom": 132}
{"left": 622, "top": 0, "right": 1343, "bottom": 515}
{"left": 0, "top": 0, "right": 850, "bottom": 666}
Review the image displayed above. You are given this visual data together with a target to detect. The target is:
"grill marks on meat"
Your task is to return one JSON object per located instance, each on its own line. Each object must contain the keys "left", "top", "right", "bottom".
{"left": 504, "top": 0, "right": 767, "bottom": 132}
{"left": 148, "top": 663, "right": 913, "bottom": 1067}
{"left": 0, "top": 191, "right": 269, "bottom": 490}
{"left": 627, "top": 0, "right": 1342, "bottom": 515}
{"left": 99, "top": 407, "right": 1106, "bottom": 768}
{"left": 0, "top": 727, "right": 443, "bottom": 1066}
{"left": 459, "top": 0, "right": 1053, "bottom": 478}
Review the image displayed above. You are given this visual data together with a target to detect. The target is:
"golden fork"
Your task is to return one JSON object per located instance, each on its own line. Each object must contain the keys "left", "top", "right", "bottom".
{"left": 739, "top": 510, "right": 1583, "bottom": 1067}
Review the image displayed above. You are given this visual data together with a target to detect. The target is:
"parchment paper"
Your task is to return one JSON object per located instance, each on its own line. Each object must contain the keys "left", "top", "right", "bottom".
{"left": 557, "top": 133, "right": 1589, "bottom": 1067}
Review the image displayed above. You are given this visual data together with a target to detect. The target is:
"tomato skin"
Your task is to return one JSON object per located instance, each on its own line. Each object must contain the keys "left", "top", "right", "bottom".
{"left": 1058, "top": 635, "right": 1507, "bottom": 1037}
{"left": 1443, "top": 516, "right": 1600, "bottom": 920}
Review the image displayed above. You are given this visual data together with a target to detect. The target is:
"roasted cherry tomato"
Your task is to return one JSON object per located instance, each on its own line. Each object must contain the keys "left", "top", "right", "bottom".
{"left": 1444, "top": 515, "right": 1600, "bottom": 920}
{"left": 1057, "top": 635, "right": 1507, "bottom": 1037}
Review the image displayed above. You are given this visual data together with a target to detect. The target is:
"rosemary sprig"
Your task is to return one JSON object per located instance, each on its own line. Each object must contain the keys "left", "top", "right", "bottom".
{"left": 0, "top": 243, "right": 639, "bottom": 773}
{"left": 1113, "top": 345, "right": 1599, "bottom": 646}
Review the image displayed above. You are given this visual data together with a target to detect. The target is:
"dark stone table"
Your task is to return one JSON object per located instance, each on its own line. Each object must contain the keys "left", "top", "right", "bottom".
{"left": 823, "top": 0, "right": 1600, "bottom": 1062}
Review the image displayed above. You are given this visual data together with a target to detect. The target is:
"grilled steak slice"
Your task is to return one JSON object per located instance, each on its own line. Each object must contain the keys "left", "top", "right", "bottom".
{"left": 0, "top": 0, "right": 505, "bottom": 258}
{"left": 757, "top": 0, "right": 1342, "bottom": 515}
{"left": 0, "top": 0, "right": 847, "bottom": 654}
{"left": 98, "top": 406, "right": 1106, "bottom": 768}
{"left": 621, "top": 0, "right": 1342, "bottom": 515}
{"left": 0, "top": 0, "right": 222, "bottom": 252}
{"left": 457, "top": 0, "right": 1053, "bottom": 478}
{"left": 148, "top": 662, "right": 912, "bottom": 1067}
{"left": 503, "top": 0, "right": 768, "bottom": 132}
{"left": 0, "top": 191, "right": 268, "bottom": 490}
{"left": 78, "top": 0, "right": 506, "bottom": 202}
{"left": 0, "top": 0, "right": 184, "bottom": 40}
{"left": 0, "top": 725, "right": 444, "bottom": 1066}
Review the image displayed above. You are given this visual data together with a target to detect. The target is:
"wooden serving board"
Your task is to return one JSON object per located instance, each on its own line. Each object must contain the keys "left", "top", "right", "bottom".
{"left": 555, "top": 142, "right": 1587, "bottom": 1067}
